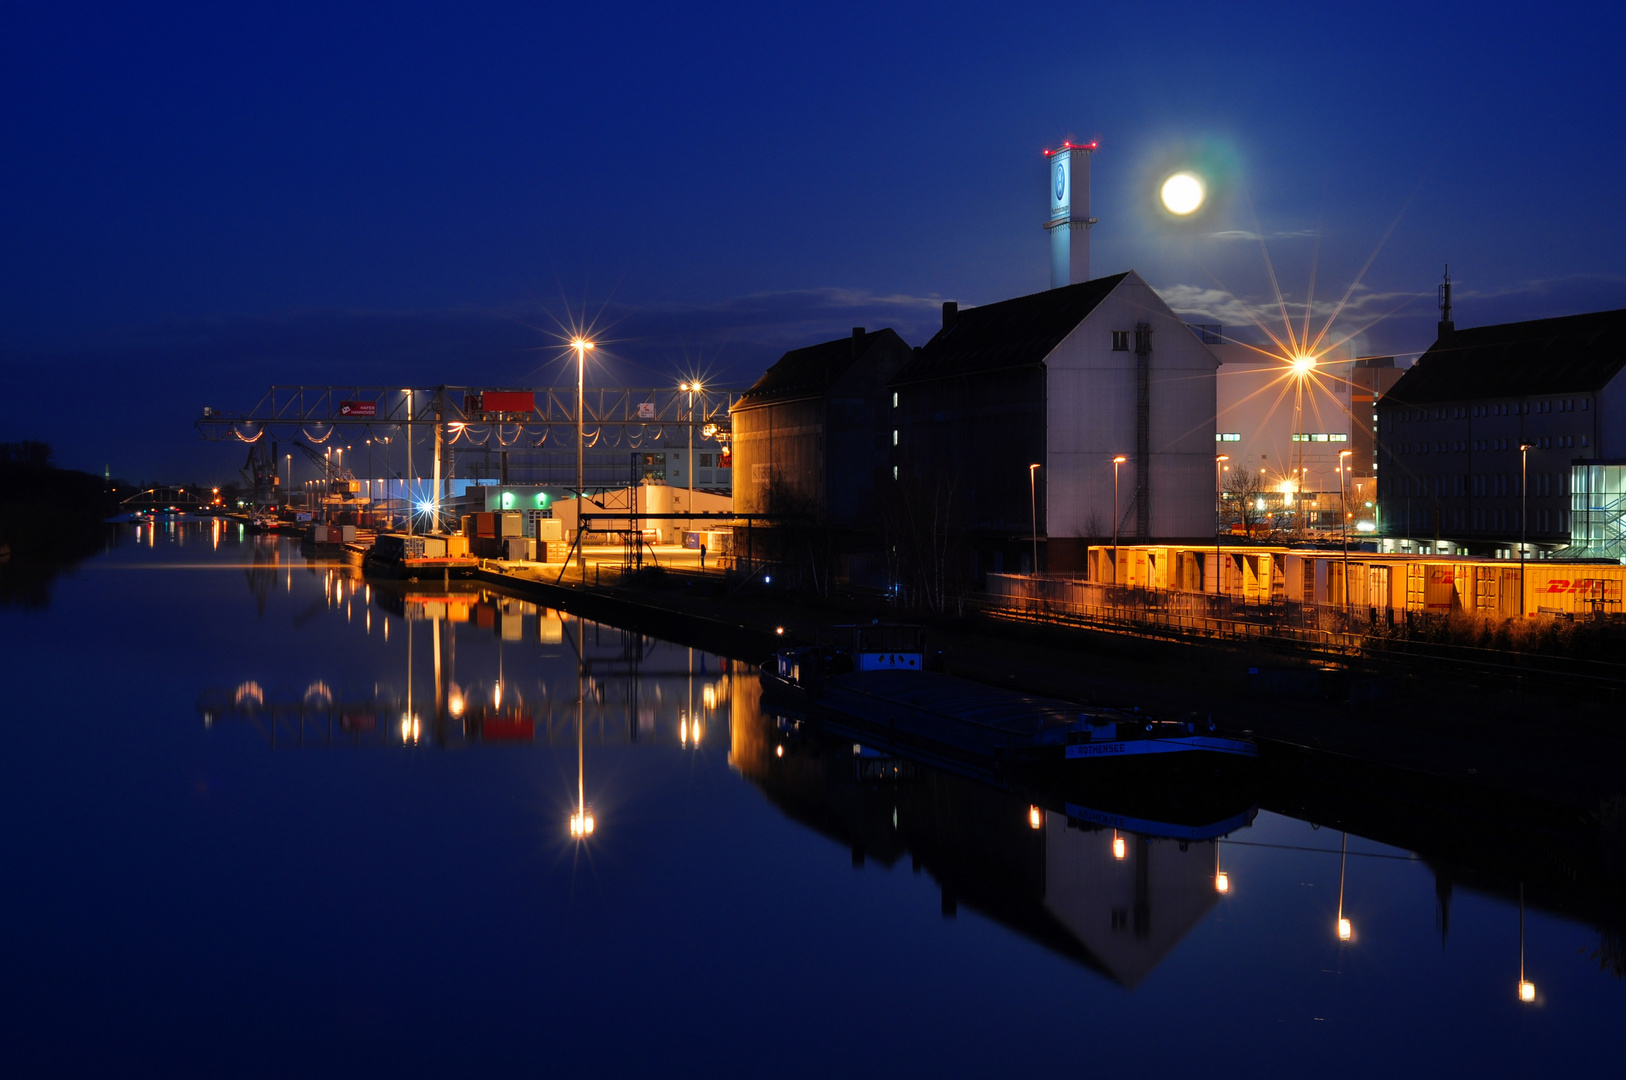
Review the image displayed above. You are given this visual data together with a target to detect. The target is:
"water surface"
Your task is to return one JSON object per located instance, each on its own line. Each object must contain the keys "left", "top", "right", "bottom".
{"left": 0, "top": 520, "right": 1618, "bottom": 1077}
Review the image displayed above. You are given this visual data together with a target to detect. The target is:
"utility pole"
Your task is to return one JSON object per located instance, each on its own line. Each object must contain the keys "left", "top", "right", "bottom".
{"left": 1029, "top": 463, "right": 1041, "bottom": 577}
{"left": 1340, "top": 449, "right": 1353, "bottom": 617}
{"left": 1112, "top": 455, "right": 1127, "bottom": 586}
{"left": 1215, "top": 454, "right": 1229, "bottom": 595}
{"left": 1520, "top": 442, "right": 1533, "bottom": 615}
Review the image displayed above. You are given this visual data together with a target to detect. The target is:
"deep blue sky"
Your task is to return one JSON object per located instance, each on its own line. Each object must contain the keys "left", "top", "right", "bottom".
{"left": 4, "top": 1, "right": 1624, "bottom": 480}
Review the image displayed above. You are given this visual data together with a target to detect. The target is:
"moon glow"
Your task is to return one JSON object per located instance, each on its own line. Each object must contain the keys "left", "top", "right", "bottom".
{"left": 1160, "top": 173, "right": 1204, "bottom": 215}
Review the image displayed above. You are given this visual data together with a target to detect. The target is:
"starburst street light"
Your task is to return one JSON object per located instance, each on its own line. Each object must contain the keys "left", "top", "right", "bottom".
{"left": 571, "top": 337, "right": 594, "bottom": 580}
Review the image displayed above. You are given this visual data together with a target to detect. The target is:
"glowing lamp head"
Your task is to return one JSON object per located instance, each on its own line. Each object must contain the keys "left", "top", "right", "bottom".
{"left": 1338, "top": 917, "right": 1352, "bottom": 941}
{"left": 569, "top": 809, "right": 595, "bottom": 838}
{"left": 1291, "top": 354, "right": 1317, "bottom": 374}
{"left": 572, "top": 338, "right": 594, "bottom": 353}
{"left": 1028, "top": 805, "right": 1043, "bottom": 830}
{"left": 775, "top": 745, "right": 784, "bottom": 758}
{"left": 1112, "top": 834, "right": 1127, "bottom": 860}
{"left": 1160, "top": 172, "right": 1205, "bottom": 215}
{"left": 1519, "top": 979, "right": 1536, "bottom": 1003}
{"left": 1112, "top": 455, "right": 1127, "bottom": 465}
{"left": 1215, "top": 872, "right": 1230, "bottom": 894}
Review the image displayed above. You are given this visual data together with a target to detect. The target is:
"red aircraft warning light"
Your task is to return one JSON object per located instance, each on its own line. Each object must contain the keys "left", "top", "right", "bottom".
{"left": 1044, "top": 140, "right": 1098, "bottom": 157}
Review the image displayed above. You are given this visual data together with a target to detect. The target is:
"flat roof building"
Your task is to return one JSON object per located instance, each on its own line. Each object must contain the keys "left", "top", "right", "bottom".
{"left": 1375, "top": 308, "right": 1626, "bottom": 556}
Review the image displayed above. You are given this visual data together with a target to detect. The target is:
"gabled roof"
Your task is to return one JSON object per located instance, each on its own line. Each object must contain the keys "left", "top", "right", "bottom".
{"left": 892, "top": 273, "right": 1129, "bottom": 385}
{"left": 734, "top": 328, "right": 908, "bottom": 408}
{"left": 1384, "top": 308, "right": 1626, "bottom": 405}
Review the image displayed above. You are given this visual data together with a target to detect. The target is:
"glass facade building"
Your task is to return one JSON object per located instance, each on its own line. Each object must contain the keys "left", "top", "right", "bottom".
{"left": 1568, "top": 462, "right": 1626, "bottom": 561}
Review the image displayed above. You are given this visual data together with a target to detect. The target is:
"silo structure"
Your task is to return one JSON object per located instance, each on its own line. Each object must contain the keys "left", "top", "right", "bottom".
{"left": 1045, "top": 141, "right": 1098, "bottom": 289}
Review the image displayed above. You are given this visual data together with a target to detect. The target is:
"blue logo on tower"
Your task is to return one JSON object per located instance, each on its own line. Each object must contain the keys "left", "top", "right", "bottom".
{"left": 1055, "top": 162, "right": 1066, "bottom": 202}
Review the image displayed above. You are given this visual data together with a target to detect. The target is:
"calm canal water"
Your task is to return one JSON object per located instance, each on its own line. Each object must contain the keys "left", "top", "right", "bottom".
{"left": 1, "top": 520, "right": 1620, "bottom": 1077}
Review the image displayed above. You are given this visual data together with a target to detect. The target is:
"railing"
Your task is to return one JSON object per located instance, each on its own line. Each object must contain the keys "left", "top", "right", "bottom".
{"left": 975, "top": 574, "right": 1626, "bottom": 700}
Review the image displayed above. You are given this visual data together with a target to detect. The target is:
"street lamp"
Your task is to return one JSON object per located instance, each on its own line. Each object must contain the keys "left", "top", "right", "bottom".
{"left": 572, "top": 338, "right": 595, "bottom": 579}
{"left": 1340, "top": 449, "right": 1353, "bottom": 616}
{"left": 1215, "top": 454, "right": 1229, "bottom": 595}
{"left": 403, "top": 389, "right": 414, "bottom": 536}
{"left": 1336, "top": 831, "right": 1353, "bottom": 943}
{"left": 1112, "top": 455, "right": 1127, "bottom": 587}
{"left": 1519, "top": 442, "right": 1534, "bottom": 615}
{"left": 1517, "top": 882, "right": 1536, "bottom": 1003}
{"left": 682, "top": 381, "right": 702, "bottom": 511}
{"left": 1028, "top": 463, "right": 1041, "bottom": 577}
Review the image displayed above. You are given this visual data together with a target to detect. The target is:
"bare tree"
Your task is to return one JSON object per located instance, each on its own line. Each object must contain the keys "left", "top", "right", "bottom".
{"left": 1223, "top": 466, "right": 1266, "bottom": 537}
{"left": 882, "top": 474, "right": 966, "bottom": 614}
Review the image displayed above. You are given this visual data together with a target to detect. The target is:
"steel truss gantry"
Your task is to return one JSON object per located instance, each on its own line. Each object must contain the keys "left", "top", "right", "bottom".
{"left": 195, "top": 384, "right": 740, "bottom": 447}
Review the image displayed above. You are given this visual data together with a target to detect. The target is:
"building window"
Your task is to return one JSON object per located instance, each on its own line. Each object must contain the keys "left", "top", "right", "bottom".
{"left": 892, "top": 392, "right": 898, "bottom": 408}
{"left": 1216, "top": 432, "right": 1241, "bottom": 442}
{"left": 1111, "top": 331, "right": 1130, "bottom": 351}
{"left": 892, "top": 465, "right": 898, "bottom": 480}
{"left": 892, "top": 429, "right": 898, "bottom": 446}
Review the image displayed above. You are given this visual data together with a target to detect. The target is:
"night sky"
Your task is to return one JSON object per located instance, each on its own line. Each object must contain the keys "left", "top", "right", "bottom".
{"left": 4, "top": 2, "right": 1623, "bottom": 481}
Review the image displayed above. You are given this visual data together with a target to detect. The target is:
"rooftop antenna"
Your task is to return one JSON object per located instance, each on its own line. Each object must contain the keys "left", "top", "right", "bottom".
{"left": 1437, "top": 265, "right": 1454, "bottom": 339}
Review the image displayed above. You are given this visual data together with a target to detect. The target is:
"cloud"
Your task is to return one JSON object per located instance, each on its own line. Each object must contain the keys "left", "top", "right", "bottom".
{"left": 1206, "top": 229, "right": 1320, "bottom": 242}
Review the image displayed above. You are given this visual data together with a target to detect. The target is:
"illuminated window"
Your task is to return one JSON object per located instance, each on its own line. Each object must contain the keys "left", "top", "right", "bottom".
{"left": 1215, "top": 432, "right": 1241, "bottom": 442}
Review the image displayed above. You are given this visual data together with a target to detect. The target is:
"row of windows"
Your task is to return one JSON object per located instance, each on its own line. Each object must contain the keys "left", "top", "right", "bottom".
{"left": 1390, "top": 473, "right": 1570, "bottom": 498}
{"left": 1402, "top": 507, "right": 1569, "bottom": 534}
{"left": 1216, "top": 433, "right": 1241, "bottom": 442}
{"left": 1398, "top": 434, "right": 1588, "bottom": 455}
{"left": 1290, "top": 433, "right": 1348, "bottom": 443}
{"left": 1399, "top": 398, "right": 1590, "bottom": 422}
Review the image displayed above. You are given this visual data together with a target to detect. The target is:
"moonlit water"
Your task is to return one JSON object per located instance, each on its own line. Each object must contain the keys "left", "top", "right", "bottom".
{"left": 0, "top": 520, "right": 1618, "bottom": 1077}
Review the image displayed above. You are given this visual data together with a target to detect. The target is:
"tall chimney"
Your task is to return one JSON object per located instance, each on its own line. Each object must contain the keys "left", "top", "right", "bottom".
{"left": 942, "top": 301, "right": 958, "bottom": 330}
{"left": 1437, "top": 265, "right": 1454, "bottom": 339}
{"left": 1044, "top": 140, "right": 1099, "bottom": 288}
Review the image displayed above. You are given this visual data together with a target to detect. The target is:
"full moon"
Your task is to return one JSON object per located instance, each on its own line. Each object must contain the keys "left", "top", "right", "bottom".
{"left": 1160, "top": 173, "right": 1204, "bottom": 215}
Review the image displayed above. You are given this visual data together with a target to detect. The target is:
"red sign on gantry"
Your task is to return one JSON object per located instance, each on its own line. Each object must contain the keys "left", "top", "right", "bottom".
{"left": 338, "top": 401, "right": 377, "bottom": 417}
{"left": 481, "top": 391, "right": 535, "bottom": 414}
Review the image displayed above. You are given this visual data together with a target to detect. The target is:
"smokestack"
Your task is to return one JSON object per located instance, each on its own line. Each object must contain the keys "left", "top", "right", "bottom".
{"left": 1437, "top": 265, "right": 1454, "bottom": 339}
{"left": 1044, "top": 140, "right": 1099, "bottom": 288}
{"left": 851, "top": 326, "right": 865, "bottom": 356}
{"left": 942, "top": 301, "right": 958, "bottom": 330}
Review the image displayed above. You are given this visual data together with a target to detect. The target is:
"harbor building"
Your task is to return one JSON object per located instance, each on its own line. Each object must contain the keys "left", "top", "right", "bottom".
{"left": 891, "top": 272, "right": 1219, "bottom": 576}
{"left": 730, "top": 327, "right": 915, "bottom": 580}
{"left": 1375, "top": 308, "right": 1626, "bottom": 558}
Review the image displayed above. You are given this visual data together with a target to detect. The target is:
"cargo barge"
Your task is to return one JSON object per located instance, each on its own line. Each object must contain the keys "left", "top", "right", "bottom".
{"left": 361, "top": 532, "right": 478, "bottom": 580}
{"left": 764, "top": 625, "right": 1257, "bottom": 787}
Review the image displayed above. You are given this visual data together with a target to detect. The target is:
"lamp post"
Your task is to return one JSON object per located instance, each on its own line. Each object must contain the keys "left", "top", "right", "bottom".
{"left": 1336, "top": 831, "right": 1353, "bottom": 943}
{"left": 572, "top": 338, "right": 595, "bottom": 580}
{"left": 403, "top": 389, "right": 414, "bottom": 536}
{"left": 1028, "top": 463, "right": 1041, "bottom": 577}
{"left": 1520, "top": 442, "right": 1534, "bottom": 615}
{"left": 1112, "top": 455, "right": 1127, "bottom": 587}
{"left": 1215, "top": 454, "right": 1229, "bottom": 595}
{"left": 1517, "top": 882, "right": 1536, "bottom": 1003}
{"left": 1340, "top": 449, "right": 1353, "bottom": 616}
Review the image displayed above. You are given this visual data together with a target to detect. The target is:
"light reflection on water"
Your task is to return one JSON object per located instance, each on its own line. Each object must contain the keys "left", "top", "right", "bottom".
{"left": 0, "top": 521, "right": 1620, "bottom": 1077}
